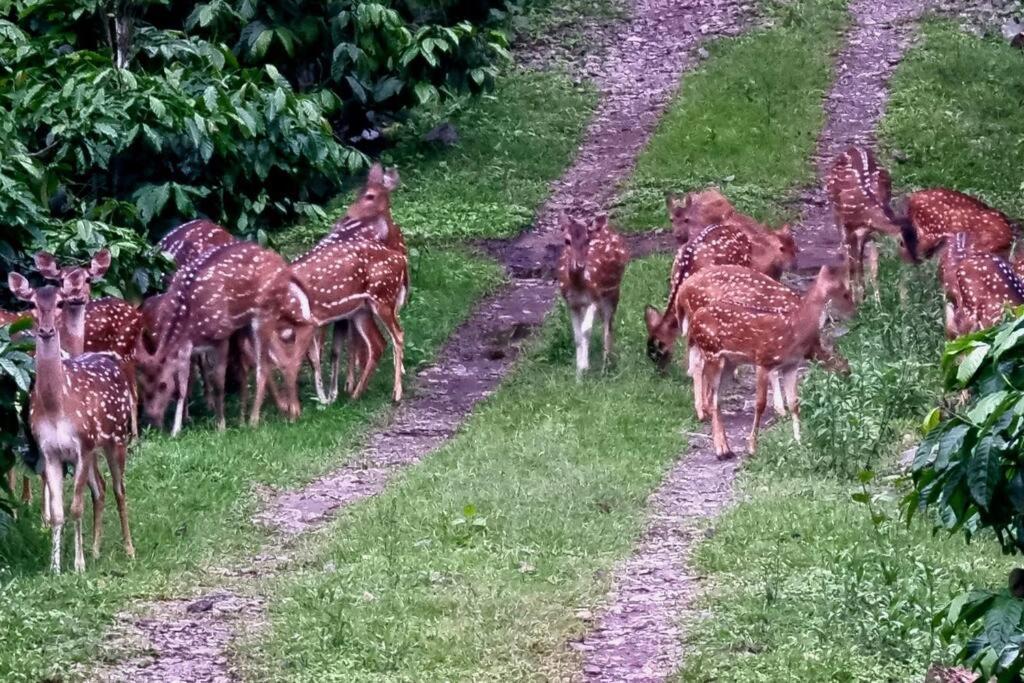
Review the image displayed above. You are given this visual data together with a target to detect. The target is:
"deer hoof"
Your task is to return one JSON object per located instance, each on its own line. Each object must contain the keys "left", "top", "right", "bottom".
{"left": 716, "top": 450, "right": 737, "bottom": 461}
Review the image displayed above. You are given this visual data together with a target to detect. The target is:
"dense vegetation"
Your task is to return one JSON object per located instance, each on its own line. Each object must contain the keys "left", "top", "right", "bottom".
{"left": 0, "top": 0, "right": 516, "bottom": 301}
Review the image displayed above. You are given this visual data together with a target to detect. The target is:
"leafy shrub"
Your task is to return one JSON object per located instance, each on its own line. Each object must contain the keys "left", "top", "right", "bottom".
{"left": 0, "top": 317, "right": 34, "bottom": 518}
{"left": 908, "top": 309, "right": 1024, "bottom": 681}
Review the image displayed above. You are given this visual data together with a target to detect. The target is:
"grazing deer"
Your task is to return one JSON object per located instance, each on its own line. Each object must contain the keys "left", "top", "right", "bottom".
{"left": 135, "top": 241, "right": 311, "bottom": 435}
{"left": 939, "top": 233, "right": 1024, "bottom": 336}
{"left": 826, "top": 146, "right": 908, "bottom": 299}
{"left": 158, "top": 219, "right": 237, "bottom": 270}
{"left": 8, "top": 274, "right": 136, "bottom": 573}
{"left": 34, "top": 250, "right": 142, "bottom": 360}
{"left": 557, "top": 213, "right": 629, "bottom": 376}
{"left": 304, "top": 163, "right": 403, "bottom": 403}
{"left": 901, "top": 189, "right": 1015, "bottom": 263}
{"left": 285, "top": 233, "right": 408, "bottom": 403}
{"left": 688, "top": 264, "right": 855, "bottom": 459}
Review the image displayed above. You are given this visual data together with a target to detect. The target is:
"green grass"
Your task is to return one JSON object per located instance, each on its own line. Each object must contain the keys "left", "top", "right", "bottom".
{"left": 241, "top": 255, "right": 697, "bottom": 681}
{"left": 615, "top": 0, "right": 849, "bottom": 230}
{"left": 277, "top": 71, "right": 597, "bottom": 248}
{"left": 880, "top": 21, "right": 1024, "bottom": 217}
{"left": 676, "top": 20, "right": 1023, "bottom": 681}
{"left": 0, "top": 249, "right": 503, "bottom": 681}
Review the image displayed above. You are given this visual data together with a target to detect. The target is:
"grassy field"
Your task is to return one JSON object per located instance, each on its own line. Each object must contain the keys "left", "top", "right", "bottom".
{"left": 0, "top": 65, "right": 597, "bottom": 679}
{"left": 676, "top": 20, "right": 1020, "bottom": 682}
{"left": 615, "top": 0, "right": 849, "bottom": 230}
{"left": 242, "top": 255, "right": 698, "bottom": 681}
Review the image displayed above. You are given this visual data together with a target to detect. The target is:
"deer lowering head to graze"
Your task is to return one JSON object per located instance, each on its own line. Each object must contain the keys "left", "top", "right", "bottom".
{"left": 136, "top": 241, "right": 311, "bottom": 435}
{"left": 8, "top": 273, "right": 136, "bottom": 573}
{"left": 284, "top": 233, "right": 409, "bottom": 404}
{"left": 557, "top": 213, "right": 629, "bottom": 377}
{"left": 901, "top": 189, "right": 1015, "bottom": 263}
{"left": 826, "top": 146, "right": 908, "bottom": 299}
{"left": 938, "top": 233, "right": 1024, "bottom": 336}
{"left": 157, "top": 219, "right": 237, "bottom": 271}
{"left": 688, "top": 264, "right": 854, "bottom": 459}
{"left": 34, "top": 250, "right": 142, "bottom": 360}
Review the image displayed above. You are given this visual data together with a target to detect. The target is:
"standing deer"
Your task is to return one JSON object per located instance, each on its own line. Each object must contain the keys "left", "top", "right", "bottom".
{"left": 157, "top": 219, "right": 237, "bottom": 271}
{"left": 826, "top": 146, "right": 908, "bottom": 299}
{"left": 285, "top": 233, "right": 408, "bottom": 403}
{"left": 7, "top": 274, "right": 136, "bottom": 573}
{"left": 901, "top": 189, "right": 1015, "bottom": 263}
{"left": 33, "top": 250, "right": 143, "bottom": 360}
{"left": 136, "top": 241, "right": 311, "bottom": 435}
{"left": 938, "top": 233, "right": 1024, "bottom": 336}
{"left": 688, "top": 264, "right": 855, "bottom": 459}
{"left": 558, "top": 213, "right": 629, "bottom": 377}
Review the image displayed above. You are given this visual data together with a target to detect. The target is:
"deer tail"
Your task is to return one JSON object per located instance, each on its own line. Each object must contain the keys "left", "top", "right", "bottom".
{"left": 289, "top": 276, "right": 312, "bottom": 322}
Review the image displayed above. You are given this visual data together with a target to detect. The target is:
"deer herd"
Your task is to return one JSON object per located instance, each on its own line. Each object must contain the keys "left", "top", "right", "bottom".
{"left": 4, "top": 147, "right": 1024, "bottom": 572}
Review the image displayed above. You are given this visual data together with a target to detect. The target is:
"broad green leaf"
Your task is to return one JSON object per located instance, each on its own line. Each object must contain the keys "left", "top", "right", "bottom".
{"left": 959, "top": 343, "right": 992, "bottom": 386}
{"left": 984, "top": 595, "right": 1024, "bottom": 652}
{"left": 967, "top": 436, "right": 1000, "bottom": 509}
{"left": 969, "top": 391, "right": 1011, "bottom": 426}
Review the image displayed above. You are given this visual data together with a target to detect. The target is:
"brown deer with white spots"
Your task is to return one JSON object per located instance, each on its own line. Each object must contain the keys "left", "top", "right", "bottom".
{"left": 7, "top": 273, "right": 136, "bottom": 573}
{"left": 647, "top": 265, "right": 849, "bottom": 420}
{"left": 301, "top": 163, "right": 404, "bottom": 403}
{"left": 135, "top": 241, "right": 311, "bottom": 435}
{"left": 688, "top": 264, "right": 855, "bottom": 459}
{"left": 666, "top": 188, "right": 797, "bottom": 261}
{"left": 157, "top": 219, "right": 237, "bottom": 272}
{"left": 284, "top": 230, "right": 409, "bottom": 403}
{"left": 558, "top": 213, "right": 629, "bottom": 377}
{"left": 826, "top": 146, "right": 908, "bottom": 299}
{"left": 34, "top": 250, "right": 143, "bottom": 360}
{"left": 938, "top": 233, "right": 1024, "bottom": 336}
{"left": 901, "top": 189, "right": 1015, "bottom": 263}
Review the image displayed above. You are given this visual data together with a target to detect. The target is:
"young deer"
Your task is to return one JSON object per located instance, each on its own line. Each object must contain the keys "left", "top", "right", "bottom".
{"left": 8, "top": 274, "right": 136, "bottom": 573}
{"left": 826, "top": 146, "right": 908, "bottom": 299}
{"left": 557, "top": 213, "right": 629, "bottom": 376}
{"left": 34, "top": 250, "right": 143, "bottom": 360}
{"left": 302, "top": 163, "right": 404, "bottom": 403}
{"left": 939, "top": 233, "right": 1024, "bottom": 336}
{"left": 901, "top": 189, "right": 1015, "bottom": 263}
{"left": 136, "top": 242, "right": 311, "bottom": 435}
{"left": 688, "top": 264, "right": 855, "bottom": 459}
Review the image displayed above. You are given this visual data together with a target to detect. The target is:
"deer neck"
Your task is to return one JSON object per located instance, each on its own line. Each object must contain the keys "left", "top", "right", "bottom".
{"left": 33, "top": 341, "right": 68, "bottom": 418}
{"left": 62, "top": 304, "right": 87, "bottom": 356}
{"left": 789, "top": 286, "right": 830, "bottom": 352}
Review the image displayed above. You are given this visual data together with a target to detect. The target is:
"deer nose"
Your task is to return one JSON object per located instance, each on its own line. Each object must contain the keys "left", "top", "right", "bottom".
{"left": 37, "top": 327, "right": 56, "bottom": 339}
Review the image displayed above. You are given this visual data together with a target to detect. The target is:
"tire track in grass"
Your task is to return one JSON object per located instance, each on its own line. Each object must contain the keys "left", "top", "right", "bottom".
{"left": 101, "top": 0, "right": 753, "bottom": 679}
{"left": 578, "top": 1, "right": 931, "bottom": 680}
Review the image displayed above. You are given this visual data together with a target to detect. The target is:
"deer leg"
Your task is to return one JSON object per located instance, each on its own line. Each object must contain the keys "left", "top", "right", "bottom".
{"left": 371, "top": 303, "right": 404, "bottom": 402}
{"left": 196, "top": 354, "right": 216, "bottom": 414}
{"left": 329, "top": 322, "right": 346, "bottom": 403}
{"left": 207, "top": 340, "right": 230, "bottom": 431}
{"left": 105, "top": 443, "right": 134, "bottom": 559}
{"left": 308, "top": 327, "right": 327, "bottom": 404}
{"left": 43, "top": 455, "right": 65, "bottom": 574}
{"left": 346, "top": 320, "right": 359, "bottom": 398}
{"left": 250, "top": 318, "right": 279, "bottom": 426}
{"left": 87, "top": 457, "right": 106, "bottom": 560}
{"left": 351, "top": 315, "right": 384, "bottom": 400}
{"left": 70, "top": 452, "right": 90, "bottom": 573}
{"left": 40, "top": 468, "right": 50, "bottom": 526}
{"left": 770, "top": 370, "right": 787, "bottom": 416}
{"left": 170, "top": 352, "right": 193, "bottom": 438}
{"left": 21, "top": 474, "right": 32, "bottom": 505}
{"left": 865, "top": 239, "right": 880, "bottom": 302}
{"left": 600, "top": 296, "right": 618, "bottom": 372}
{"left": 782, "top": 367, "right": 801, "bottom": 443}
{"left": 703, "top": 357, "right": 733, "bottom": 459}
{"left": 749, "top": 366, "right": 770, "bottom": 455}
{"left": 689, "top": 344, "right": 706, "bottom": 421}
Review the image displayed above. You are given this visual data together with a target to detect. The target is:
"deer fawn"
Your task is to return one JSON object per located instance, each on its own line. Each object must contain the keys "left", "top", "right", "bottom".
{"left": 33, "top": 250, "right": 143, "bottom": 360}
{"left": 939, "top": 233, "right": 1024, "bottom": 336}
{"left": 558, "top": 213, "right": 629, "bottom": 377}
{"left": 136, "top": 241, "right": 311, "bottom": 435}
{"left": 8, "top": 274, "right": 136, "bottom": 573}
{"left": 285, "top": 232, "right": 409, "bottom": 403}
{"left": 901, "top": 189, "right": 1014, "bottom": 263}
{"left": 688, "top": 264, "right": 855, "bottom": 459}
{"left": 826, "top": 146, "right": 909, "bottom": 299}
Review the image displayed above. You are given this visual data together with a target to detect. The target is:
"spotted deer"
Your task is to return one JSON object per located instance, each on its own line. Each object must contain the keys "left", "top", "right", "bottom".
{"left": 8, "top": 273, "right": 136, "bottom": 573}
{"left": 826, "top": 146, "right": 909, "bottom": 299}
{"left": 939, "top": 233, "right": 1024, "bottom": 336}
{"left": 34, "top": 250, "right": 143, "bottom": 360}
{"left": 558, "top": 213, "right": 629, "bottom": 376}
{"left": 135, "top": 241, "right": 311, "bottom": 435}
{"left": 647, "top": 265, "right": 849, "bottom": 420}
{"left": 688, "top": 264, "right": 855, "bottom": 459}
{"left": 901, "top": 189, "right": 1015, "bottom": 263}
{"left": 157, "top": 219, "right": 237, "bottom": 271}
{"left": 284, "top": 231, "right": 408, "bottom": 404}
{"left": 666, "top": 188, "right": 797, "bottom": 261}
{"left": 304, "top": 163, "right": 404, "bottom": 403}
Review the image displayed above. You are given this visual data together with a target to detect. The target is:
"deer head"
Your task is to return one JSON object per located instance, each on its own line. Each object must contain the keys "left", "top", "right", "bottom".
{"left": 644, "top": 305, "right": 679, "bottom": 372}
{"left": 667, "top": 188, "right": 733, "bottom": 244}
{"left": 345, "top": 163, "right": 400, "bottom": 224}
{"left": 34, "top": 249, "right": 111, "bottom": 354}
{"left": 767, "top": 225, "right": 798, "bottom": 276}
{"left": 815, "top": 264, "right": 856, "bottom": 319}
{"left": 561, "top": 213, "right": 608, "bottom": 275}
{"left": 8, "top": 274, "right": 61, "bottom": 357}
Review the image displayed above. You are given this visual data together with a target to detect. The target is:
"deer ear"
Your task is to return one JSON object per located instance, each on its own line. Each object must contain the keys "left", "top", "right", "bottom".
{"left": 644, "top": 305, "right": 661, "bottom": 331}
{"left": 778, "top": 223, "right": 792, "bottom": 237}
{"left": 382, "top": 167, "right": 400, "bottom": 191}
{"left": 665, "top": 193, "right": 679, "bottom": 212}
{"left": 89, "top": 249, "right": 111, "bottom": 279}
{"left": 65, "top": 268, "right": 88, "bottom": 291}
{"left": 34, "top": 251, "right": 60, "bottom": 280}
{"left": 366, "top": 162, "right": 384, "bottom": 185}
{"left": 8, "top": 273, "right": 34, "bottom": 303}
{"left": 590, "top": 214, "right": 609, "bottom": 233}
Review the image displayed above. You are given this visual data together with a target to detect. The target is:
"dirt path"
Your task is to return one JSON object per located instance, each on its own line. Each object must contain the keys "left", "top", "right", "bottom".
{"left": 100, "top": 0, "right": 751, "bottom": 680}
{"left": 577, "top": 2, "right": 930, "bottom": 681}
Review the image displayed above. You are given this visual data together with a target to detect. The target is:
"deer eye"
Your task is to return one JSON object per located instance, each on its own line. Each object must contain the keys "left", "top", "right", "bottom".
{"left": 158, "top": 381, "right": 168, "bottom": 391}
